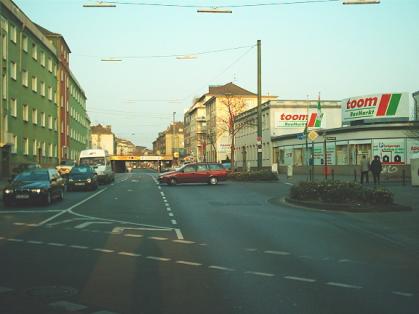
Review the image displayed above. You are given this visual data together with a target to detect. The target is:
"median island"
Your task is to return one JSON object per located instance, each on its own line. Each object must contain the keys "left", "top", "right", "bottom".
{"left": 285, "top": 181, "right": 411, "bottom": 212}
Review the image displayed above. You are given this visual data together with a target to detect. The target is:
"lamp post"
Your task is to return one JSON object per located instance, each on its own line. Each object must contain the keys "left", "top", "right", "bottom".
{"left": 172, "top": 112, "right": 176, "bottom": 166}
{"left": 257, "top": 40, "right": 262, "bottom": 169}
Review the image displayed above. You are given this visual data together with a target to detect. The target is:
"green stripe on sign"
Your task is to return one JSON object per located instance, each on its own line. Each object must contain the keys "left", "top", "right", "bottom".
{"left": 386, "top": 93, "right": 401, "bottom": 116}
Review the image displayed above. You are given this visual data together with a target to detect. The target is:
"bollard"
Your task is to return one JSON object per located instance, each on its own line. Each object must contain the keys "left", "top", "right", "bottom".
{"left": 354, "top": 168, "right": 357, "bottom": 182}
{"left": 332, "top": 169, "right": 335, "bottom": 182}
{"left": 402, "top": 168, "right": 406, "bottom": 186}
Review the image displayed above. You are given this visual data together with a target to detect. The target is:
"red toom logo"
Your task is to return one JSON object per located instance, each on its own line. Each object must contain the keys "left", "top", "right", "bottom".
{"left": 346, "top": 97, "right": 378, "bottom": 109}
{"left": 280, "top": 113, "right": 308, "bottom": 120}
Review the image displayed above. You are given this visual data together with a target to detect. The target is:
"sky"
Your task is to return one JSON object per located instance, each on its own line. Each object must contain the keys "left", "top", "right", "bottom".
{"left": 12, "top": 0, "right": 419, "bottom": 148}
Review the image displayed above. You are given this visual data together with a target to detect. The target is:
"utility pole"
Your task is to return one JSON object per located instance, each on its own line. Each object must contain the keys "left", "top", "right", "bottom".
{"left": 172, "top": 111, "right": 176, "bottom": 166}
{"left": 257, "top": 39, "right": 262, "bottom": 169}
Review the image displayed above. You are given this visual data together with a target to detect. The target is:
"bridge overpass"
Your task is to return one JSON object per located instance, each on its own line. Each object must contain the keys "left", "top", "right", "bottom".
{"left": 110, "top": 155, "right": 173, "bottom": 172}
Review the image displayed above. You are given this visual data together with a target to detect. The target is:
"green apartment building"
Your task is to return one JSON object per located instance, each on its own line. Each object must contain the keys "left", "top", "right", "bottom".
{"left": 0, "top": 0, "right": 90, "bottom": 177}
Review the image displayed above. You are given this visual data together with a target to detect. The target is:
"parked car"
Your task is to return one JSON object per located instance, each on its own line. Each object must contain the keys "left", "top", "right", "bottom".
{"left": 158, "top": 162, "right": 227, "bottom": 185}
{"left": 67, "top": 165, "right": 98, "bottom": 191}
{"left": 56, "top": 159, "right": 76, "bottom": 177}
{"left": 10, "top": 163, "right": 41, "bottom": 181}
{"left": 3, "top": 169, "right": 65, "bottom": 207}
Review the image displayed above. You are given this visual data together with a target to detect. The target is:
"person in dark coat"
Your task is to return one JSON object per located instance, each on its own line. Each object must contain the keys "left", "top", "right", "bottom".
{"left": 370, "top": 155, "right": 383, "bottom": 185}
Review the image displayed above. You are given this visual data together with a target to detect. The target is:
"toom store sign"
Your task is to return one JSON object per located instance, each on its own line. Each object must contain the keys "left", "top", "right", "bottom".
{"left": 275, "top": 112, "right": 321, "bottom": 128}
{"left": 342, "top": 93, "right": 410, "bottom": 123}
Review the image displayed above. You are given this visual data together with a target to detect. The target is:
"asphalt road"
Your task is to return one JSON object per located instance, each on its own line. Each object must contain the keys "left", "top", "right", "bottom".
{"left": 0, "top": 169, "right": 418, "bottom": 314}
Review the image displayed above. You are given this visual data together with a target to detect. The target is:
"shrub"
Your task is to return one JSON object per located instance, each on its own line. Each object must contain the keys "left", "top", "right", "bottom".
{"left": 289, "top": 180, "right": 393, "bottom": 205}
{"left": 227, "top": 170, "right": 278, "bottom": 181}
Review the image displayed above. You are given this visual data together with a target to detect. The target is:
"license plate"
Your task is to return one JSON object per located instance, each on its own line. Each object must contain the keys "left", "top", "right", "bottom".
{"left": 75, "top": 183, "right": 85, "bottom": 186}
{"left": 16, "top": 194, "right": 30, "bottom": 199}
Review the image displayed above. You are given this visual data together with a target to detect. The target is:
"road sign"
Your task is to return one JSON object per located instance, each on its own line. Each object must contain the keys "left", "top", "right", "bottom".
{"left": 326, "top": 136, "right": 336, "bottom": 141}
{"left": 297, "top": 133, "right": 305, "bottom": 140}
{"left": 308, "top": 130, "right": 319, "bottom": 141}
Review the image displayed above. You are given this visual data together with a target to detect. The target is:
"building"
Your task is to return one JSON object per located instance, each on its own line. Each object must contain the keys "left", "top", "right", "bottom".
{"left": 413, "top": 90, "right": 419, "bottom": 120}
{"left": 1, "top": 0, "right": 60, "bottom": 175}
{"left": 183, "top": 82, "right": 276, "bottom": 163}
{"left": 116, "top": 138, "right": 136, "bottom": 156}
{"left": 91, "top": 124, "right": 116, "bottom": 155}
{"left": 235, "top": 99, "right": 341, "bottom": 170}
{"left": 152, "top": 122, "right": 184, "bottom": 157}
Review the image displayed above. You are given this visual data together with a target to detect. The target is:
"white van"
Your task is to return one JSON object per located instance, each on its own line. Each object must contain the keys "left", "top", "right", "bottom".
{"left": 79, "top": 149, "right": 115, "bottom": 184}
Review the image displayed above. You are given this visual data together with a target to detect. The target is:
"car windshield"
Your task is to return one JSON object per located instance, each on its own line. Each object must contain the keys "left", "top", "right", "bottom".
{"left": 70, "top": 167, "right": 93, "bottom": 174}
{"left": 79, "top": 157, "right": 105, "bottom": 166}
{"left": 14, "top": 171, "right": 49, "bottom": 181}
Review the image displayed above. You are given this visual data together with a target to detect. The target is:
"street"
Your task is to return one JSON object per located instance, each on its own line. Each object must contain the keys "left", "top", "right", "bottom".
{"left": 0, "top": 169, "right": 418, "bottom": 314}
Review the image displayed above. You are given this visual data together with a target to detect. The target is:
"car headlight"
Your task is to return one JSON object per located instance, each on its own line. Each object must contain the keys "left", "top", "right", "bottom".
{"left": 87, "top": 178, "right": 92, "bottom": 183}
{"left": 4, "top": 189, "right": 13, "bottom": 194}
{"left": 31, "top": 189, "right": 41, "bottom": 194}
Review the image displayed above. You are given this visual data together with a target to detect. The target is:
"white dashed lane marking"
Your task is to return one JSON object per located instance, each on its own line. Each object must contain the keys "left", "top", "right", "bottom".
{"left": 148, "top": 236, "right": 168, "bottom": 241}
{"left": 326, "top": 282, "right": 362, "bottom": 289}
{"left": 208, "top": 265, "right": 235, "bottom": 272}
{"left": 168, "top": 212, "right": 174, "bottom": 217}
{"left": 176, "top": 260, "right": 202, "bottom": 266}
{"left": 146, "top": 256, "right": 171, "bottom": 262}
{"left": 392, "top": 291, "right": 414, "bottom": 297}
{"left": 264, "top": 250, "right": 291, "bottom": 256}
{"left": 284, "top": 276, "right": 316, "bottom": 283}
{"left": 171, "top": 219, "right": 177, "bottom": 225}
{"left": 245, "top": 271, "right": 275, "bottom": 277}
{"left": 27, "top": 240, "right": 43, "bottom": 245}
{"left": 69, "top": 245, "right": 89, "bottom": 250}
{"left": 48, "top": 242, "right": 66, "bottom": 247}
{"left": 124, "top": 234, "right": 143, "bottom": 238}
{"left": 118, "top": 252, "right": 141, "bottom": 257}
{"left": 93, "top": 248, "right": 114, "bottom": 253}
{"left": 7, "top": 238, "right": 24, "bottom": 242}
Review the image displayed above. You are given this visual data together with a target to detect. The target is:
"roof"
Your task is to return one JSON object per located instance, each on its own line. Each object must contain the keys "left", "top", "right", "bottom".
{"left": 91, "top": 124, "right": 113, "bottom": 135}
{"left": 34, "top": 23, "right": 72, "bottom": 52}
{"left": 208, "top": 82, "right": 255, "bottom": 96}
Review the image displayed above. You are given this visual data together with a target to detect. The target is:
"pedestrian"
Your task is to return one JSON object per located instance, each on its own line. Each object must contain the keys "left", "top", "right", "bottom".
{"left": 370, "top": 155, "right": 383, "bottom": 185}
{"left": 360, "top": 155, "right": 370, "bottom": 184}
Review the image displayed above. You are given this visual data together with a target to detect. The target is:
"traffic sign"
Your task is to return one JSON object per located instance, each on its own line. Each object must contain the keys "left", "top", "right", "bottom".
{"left": 326, "top": 136, "right": 336, "bottom": 141}
{"left": 297, "top": 133, "right": 305, "bottom": 140}
{"left": 308, "top": 130, "right": 319, "bottom": 141}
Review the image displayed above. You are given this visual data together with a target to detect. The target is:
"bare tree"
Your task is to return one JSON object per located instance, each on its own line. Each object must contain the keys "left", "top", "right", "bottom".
{"left": 216, "top": 95, "right": 255, "bottom": 172}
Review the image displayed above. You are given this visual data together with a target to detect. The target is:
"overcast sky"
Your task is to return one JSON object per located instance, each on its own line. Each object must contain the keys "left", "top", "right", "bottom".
{"left": 13, "top": 0, "right": 419, "bottom": 148}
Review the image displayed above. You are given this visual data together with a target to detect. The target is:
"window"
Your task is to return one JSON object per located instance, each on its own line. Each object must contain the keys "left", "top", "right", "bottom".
{"left": 49, "top": 144, "right": 53, "bottom": 157}
{"left": 40, "top": 51, "right": 45, "bottom": 67}
{"left": 183, "top": 165, "right": 197, "bottom": 173}
{"left": 41, "top": 112, "right": 46, "bottom": 127}
{"left": 2, "top": 34, "right": 7, "bottom": 60}
{"left": 197, "top": 164, "right": 208, "bottom": 172}
{"left": 22, "top": 36, "right": 28, "bottom": 52}
{"left": 32, "top": 43, "right": 37, "bottom": 60}
{"left": 32, "top": 108, "right": 38, "bottom": 124}
{"left": 2, "top": 73, "right": 6, "bottom": 99}
{"left": 54, "top": 118, "right": 57, "bottom": 131}
{"left": 40, "top": 81, "right": 45, "bottom": 96}
{"left": 42, "top": 142, "right": 46, "bottom": 157}
{"left": 32, "top": 76, "right": 37, "bottom": 92}
{"left": 23, "top": 138, "right": 29, "bottom": 155}
{"left": 33, "top": 139, "right": 38, "bottom": 156}
{"left": 10, "top": 24, "right": 17, "bottom": 43}
{"left": 22, "top": 104, "right": 29, "bottom": 122}
{"left": 48, "top": 115, "right": 53, "bottom": 129}
{"left": 48, "top": 87, "right": 53, "bottom": 100}
{"left": 10, "top": 98, "right": 17, "bottom": 117}
{"left": 48, "top": 58, "right": 52, "bottom": 72}
{"left": 22, "top": 70, "right": 28, "bottom": 87}
{"left": 10, "top": 61, "right": 17, "bottom": 80}
{"left": 12, "top": 135, "right": 17, "bottom": 154}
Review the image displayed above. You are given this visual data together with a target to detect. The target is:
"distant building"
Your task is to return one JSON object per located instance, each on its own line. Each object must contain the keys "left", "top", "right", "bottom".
{"left": 413, "top": 90, "right": 419, "bottom": 120}
{"left": 91, "top": 124, "right": 116, "bottom": 155}
{"left": 153, "top": 122, "right": 184, "bottom": 156}
{"left": 116, "top": 138, "right": 136, "bottom": 156}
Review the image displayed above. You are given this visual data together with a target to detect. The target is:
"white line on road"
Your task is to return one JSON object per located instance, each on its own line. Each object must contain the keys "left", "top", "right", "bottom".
{"left": 284, "top": 182, "right": 294, "bottom": 186}
{"left": 69, "top": 245, "right": 89, "bottom": 250}
{"left": 174, "top": 229, "right": 184, "bottom": 240}
{"left": 326, "top": 282, "right": 362, "bottom": 289}
{"left": 93, "top": 248, "right": 114, "bottom": 253}
{"left": 264, "top": 250, "right": 291, "bottom": 256}
{"left": 7, "top": 238, "right": 24, "bottom": 242}
{"left": 146, "top": 256, "right": 171, "bottom": 262}
{"left": 47, "top": 242, "right": 65, "bottom": 247}
{"left": 74, "top": 221, "right": 112, "bottom": 229}
{"left": 392, "top": 291, "right": 414, "bottom": 297}
{"left": 27, "top": 240, "right": 43, "bottom": 245}
{"left": 245, "top": 271, "right": 275, "bottom": 277}
{"left": 284, "top": 276, "right": 316, "bottom": 283}
{"left": 124, "top": 234, "right": 143, "bottom": 238}
{"left": 208, "top": 265, "right": 235, "bottom": 272}
{"left": 160, "top": 192, "right": 165, "bottom": 196}
{"left": 171, "top": 219, "right": 177, "bottom": 225}
{"left": 176, "top": 260, "right": 202, "bottom": 266}
{"left": 168, "top": 212, "right": 174, "bottom": 217}
{"left": 166, "top": 207, "right": 172, "bottom": 211}
{"left": 148, "top": 236, "right": 168, "bottom": 241}
{"left": 118, "top": 252, "right": 141, "bottom": 257}
{"left": 0, "top": 209, "right": 62, "bottom": 214}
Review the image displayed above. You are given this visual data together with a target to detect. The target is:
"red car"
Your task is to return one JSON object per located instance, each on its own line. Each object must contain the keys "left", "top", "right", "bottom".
{"left": 158, "top": 162, "right": 227, "bottom": 185}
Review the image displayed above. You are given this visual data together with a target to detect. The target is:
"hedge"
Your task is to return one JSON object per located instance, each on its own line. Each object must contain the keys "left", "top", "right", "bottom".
{"left": 227, "top": 170, "right": 278, "bottom": 181}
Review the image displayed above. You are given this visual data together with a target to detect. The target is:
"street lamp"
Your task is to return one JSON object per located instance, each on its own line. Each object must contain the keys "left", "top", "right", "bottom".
{"left": 83, "top": 1, "right": 116, "bottom": 8}
{"left": 197, "top": 7, "right": 232, "bottom": 14}
{"left": 100, "top": 57, "right": 122, "bottom": 62}
{"left": 343, "top": 0, "right": 380, "bottom": 4}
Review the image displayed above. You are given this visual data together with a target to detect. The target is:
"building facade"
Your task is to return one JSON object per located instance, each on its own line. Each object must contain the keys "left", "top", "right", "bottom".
{"left": 1, "top": 0, "right": 60, "bottom": 175}
{"left": 116, "top": 138, "right": 136, "bottom": 156}
{"left": 235, "top": 99, "right": 341, "bottom": 170}
{"left": 184, "top": 100, "right": 206, "bottom": 161}
{"left": 91, "top": 124, "right": 116, "bottom": 155}
{"left": 152, "top": 122, "right": 184, "bottom": 157}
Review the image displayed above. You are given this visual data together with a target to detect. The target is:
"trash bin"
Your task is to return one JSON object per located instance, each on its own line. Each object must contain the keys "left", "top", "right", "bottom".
{"left": 287, "top": 165, "right": 293, "bottom": 178}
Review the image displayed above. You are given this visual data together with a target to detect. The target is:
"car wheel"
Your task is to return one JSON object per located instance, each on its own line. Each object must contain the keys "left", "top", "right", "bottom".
{"left": 169, "top": 178, "right": 177, "bottom": 186}
{"left": 209, "top": 177, "right": 218, "bottom": 185}
{"left": 44, "top": 192, "right": 52, "bottom": 206}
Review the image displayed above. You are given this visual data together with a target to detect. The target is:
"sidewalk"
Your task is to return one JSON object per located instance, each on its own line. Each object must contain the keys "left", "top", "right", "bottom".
{"left": 279, "top": 173, "right": 419, "bottom": 210}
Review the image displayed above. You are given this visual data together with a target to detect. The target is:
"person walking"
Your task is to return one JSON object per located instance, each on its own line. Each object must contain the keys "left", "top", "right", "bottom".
{"left": 360, "top": 155, "right": 370, "bottom": 184}
{"left": 370, "top": 155, "right": 383, "bottom": 185}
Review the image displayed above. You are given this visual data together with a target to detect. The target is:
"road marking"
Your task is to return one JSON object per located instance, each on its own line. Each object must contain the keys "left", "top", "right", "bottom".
{"left": 0, "top": 209, "right": 62, "bottom": 214}
{"left": 245, "top": 271, "right": 275, "bottom": 277}
{"left": 284, "top": 276, "right": 316, "bottom": 283}
{"left": 264, "top": 250, "right": 291, "bottom": 256}
{"left": 128, "top": 189, "right": 133, "bottom": 192}
{"left": 326, "top": 282, "right": 362, "bottom": 289}
{"left": 148, "top": 236, "right": 168, "bottom": 241}
{"left": 124, "top": 234, "right": 143, "bottom": 238}
{"left": 69, "top": 245, "right": 89, "bottom": 250}
{"left": 208, "top": 266, "right": 235, "bottom": 272}
{"left": 27, "top": 240, "right": 43, "bottom": 245}
{"left": 285, "top": 182, "right": 294, "bottom": 186}
{"left": 112, "top": 226, "right": 172, "bottom": 234}
{"left": 47, "top": 242, "right": 65, "bottom": 247}
{"left": 174, "top": 229, "right": 184, "bottom": 240}
{"left": 7, "top": 238, "right": 24, "bottom": 242}
{"left": 160, "top": 192, "right": 165, "bottom": 196}
{"left": 48, "top": 218, "right": 89, "bottom": 227}
{"left": 176, "top": 260, "right": 202, "bottom": 266}
{"left": 93, "top": 248, "right": 114, "bottom": 253}
{"left": 0, "top": 236, "right": 4, "bottom": 240}
{"left": 118, "top": 252, "right": 141, "bottom": 257}
{"left": 146, "top": 256, "right": 171, "bottom": 262}
{"left": 171, "top": 219, "right": 177, "bottom": 225}
{"left": 36, "top": 188, "right": 108, "bottom": 226}
{"left": 74, "top": 221, "right": 112, "bottom": 229}
{"left": 168, "top": 212, "right": 174, "bottom": 217}
{"left": 392, "top": 291, "right": 414, "bottom": 297}
{"left": 0, "top": 287, "right": 14, "bottom": 293}
{"left": 166, "top": 207, "right": 172, "bottom": 211}
{"left": 245, "top": 248, "right": 257, "bottom": 252}
{"left": 49, "top": 300, "right": 88, "bottom": 311}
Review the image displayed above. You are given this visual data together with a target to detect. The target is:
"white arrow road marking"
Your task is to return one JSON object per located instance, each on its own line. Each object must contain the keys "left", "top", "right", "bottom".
{"left": 74, "top": 221, "right": 112, "bottom": 229}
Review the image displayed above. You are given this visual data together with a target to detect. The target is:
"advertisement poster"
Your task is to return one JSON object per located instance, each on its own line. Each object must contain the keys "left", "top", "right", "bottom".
{"left": 341, "top": 93, "right": 410, "bottom": 123}
{"left": 312, "top": 143, "right": 335, "bottom": 165}
{"left": 407, "top": 138, "right": 419, "bottom": 163}
{"left": 372, "top": 139, "right": 405, "bottom": 164}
